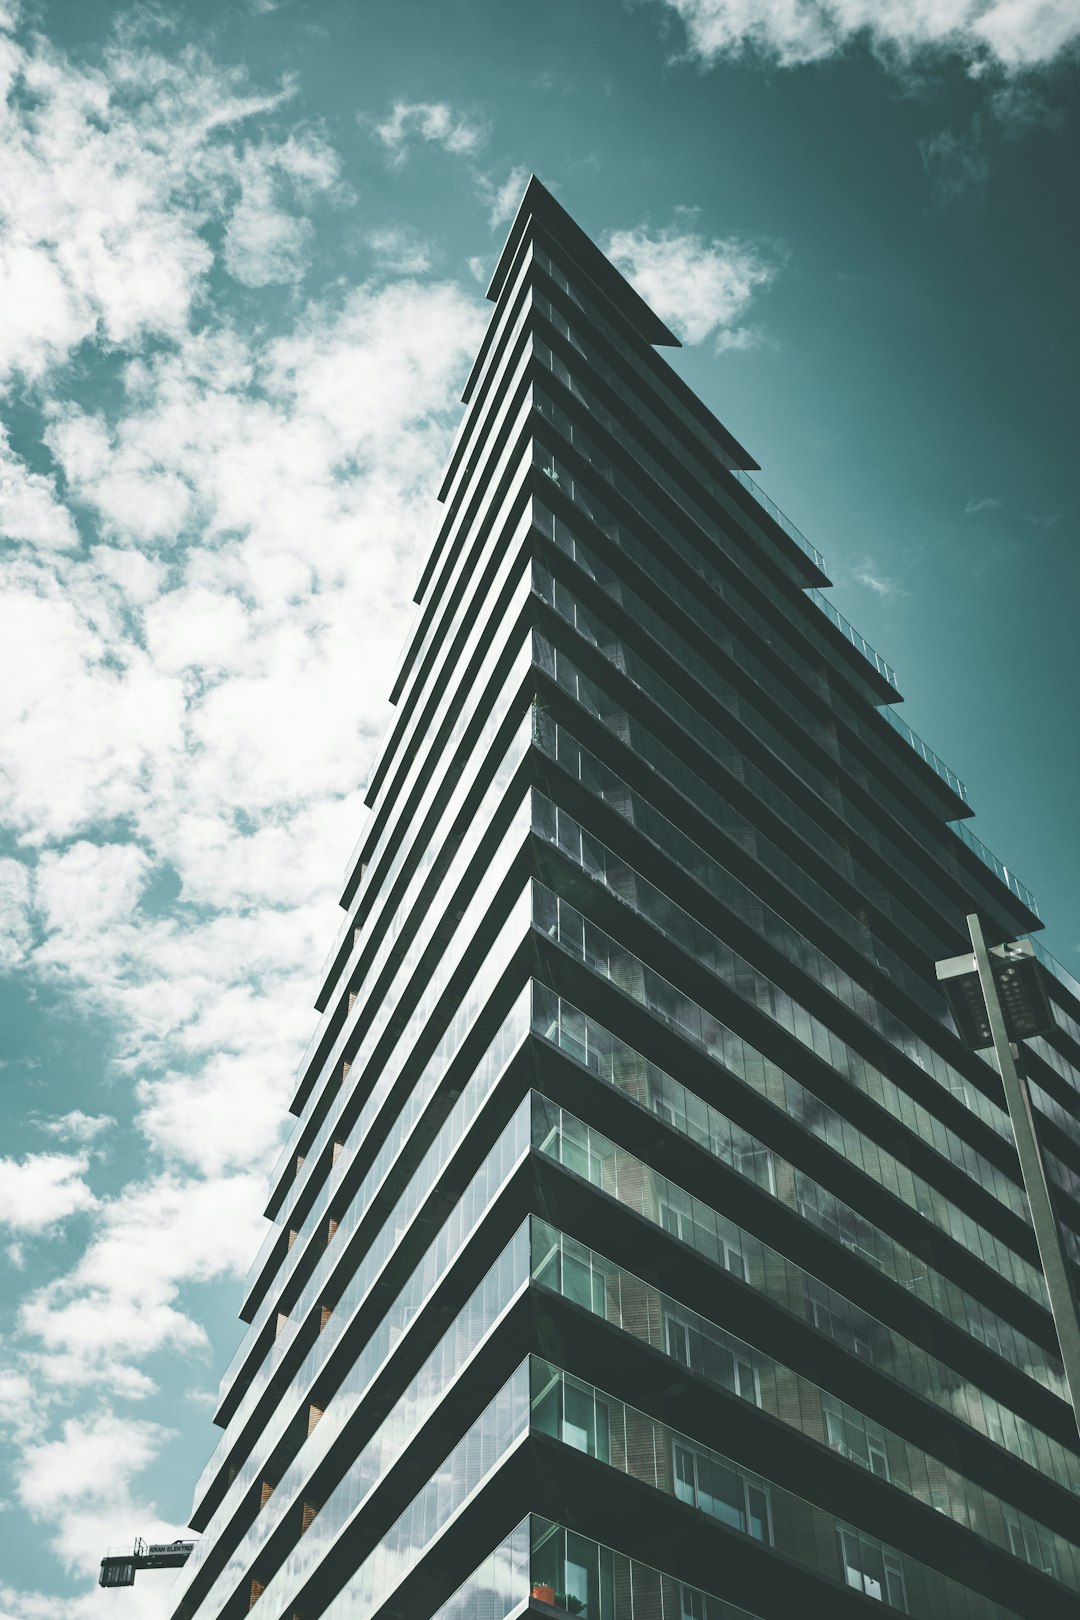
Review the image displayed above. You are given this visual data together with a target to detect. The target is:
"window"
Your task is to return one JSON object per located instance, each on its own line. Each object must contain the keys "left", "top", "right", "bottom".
{"left": 807, "top": 1278, "right": 874, "bottom": 1361}
{"left": 822, "top": 1397, "right": 890, "bottom": 1480}
{"left": 840, "top": 1235, "right": 885, "bottom": 1271}
{"left": 532, "top": 1370, "right": 612, "bottom": 1466}
{"left": 732, "top": 1351, "right": 757, "bottom": 1403}
{"left": 982, "top": 1399, "right": 1007, "bottom": 1449}
{"left": 534, "top": 1232, "right": 614, "bottom": 1321}
{"left": 563, "top": 1248, "right": 610, "bottom": 1318}
{"left": 1003, "top": 1504, "right": 1058, "bottom": 1579}
{"left": 531, "top": 1523, "right": 616, "bottom": 1620}
{"left": 701, "top": 1332, "right": 759, "bottom": 1405}
{"left": 722, "top": 1238, "right": 746, "bottom": 1280}
{"left": 660, "top": 1197, "right": 693, "bottom": 1243}
{"left": 533, "top": 1231, "right": 561, "bottom": 1293}
{"left": 734, "top": 1139, "right": 776, "bottom": 1195}
{"left": 544, "top": 1111, "right": 610, "bottom": 1189}
{"left": 562, "top": 1379, "right": 611, "bottom": 1463}
{"left": 838, "top": 1526, "right": 908, "bottom": 1612}
{"left": 674, "top": 1443, "right": 772, "bottom": 1544}
{"left": 666, "top": 1314, "right": 691, "bottom": 1367}
{"left": 663, "top": 1311, "right": 760, "bottom": 1406}
{"left": 799, "top": 1186, "right": 884, "bottom": 1271}
{"left": 661, "top": 1200, "right": 746, "bottom": 1278}
{"left": 563, "top": 1549, "right": 590, "bottom": 1612}
{"left": 968, "top": 1309, "right": 1004, "bottom": 1359}
{"left": 946, "top": 1073, "right": 974, "bottom": 1107}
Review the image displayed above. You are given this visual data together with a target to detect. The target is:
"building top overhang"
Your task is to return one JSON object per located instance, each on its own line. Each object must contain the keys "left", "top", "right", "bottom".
{"left": 486, "top": 175, "right": 683, "bottom": 350}
{"left": 483, "top": 176, "right": 760, "bottom": 474}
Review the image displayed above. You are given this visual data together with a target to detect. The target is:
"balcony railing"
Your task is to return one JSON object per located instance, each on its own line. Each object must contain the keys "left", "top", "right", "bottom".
{"left": 806, "top": 588, "right": 897, "bottom": 689}
{"left": 881, "top": 705, "right": 968, "bottom": 802}
{"left": 948, "top": 819, "right": 1039, "bottom": 917}
{"left": 1029, "top": 938, "right": 1080, "bottom": 1005}
{"left": 722, "top": 475, "right": 984, "bottom": 836}
{"left": 729, "top": 465, "right": 826, "bottom": 572}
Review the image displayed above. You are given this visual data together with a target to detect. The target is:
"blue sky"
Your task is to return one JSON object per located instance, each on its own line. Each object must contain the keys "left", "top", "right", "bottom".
{"left": 0, "top": 0, "right": 1077, "bottom": 1613}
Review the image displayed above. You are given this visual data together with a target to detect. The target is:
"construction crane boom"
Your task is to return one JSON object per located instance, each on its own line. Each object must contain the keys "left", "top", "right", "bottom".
{"left": 98, "top": 1537, "right": 195, "bottom": 1588}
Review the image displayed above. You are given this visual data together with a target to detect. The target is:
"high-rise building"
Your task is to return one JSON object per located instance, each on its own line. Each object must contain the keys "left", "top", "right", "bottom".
{"left": 167, "top": 178, "right": 1080, "bottom": 1620}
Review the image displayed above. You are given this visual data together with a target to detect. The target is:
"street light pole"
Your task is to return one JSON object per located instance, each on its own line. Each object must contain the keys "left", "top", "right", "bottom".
{"left": 965, "top": 912, "right": 1080, "bottom": 1428}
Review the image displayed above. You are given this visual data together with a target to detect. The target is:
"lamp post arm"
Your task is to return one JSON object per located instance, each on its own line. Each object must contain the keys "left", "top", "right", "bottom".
{"left": 968, "top": 912, "right": 1080, "bottom": 1428}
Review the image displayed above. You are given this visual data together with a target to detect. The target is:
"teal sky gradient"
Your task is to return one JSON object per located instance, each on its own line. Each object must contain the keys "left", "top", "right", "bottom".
{"left": 0, "top": 1, "right": 1076, "bottom": 1613}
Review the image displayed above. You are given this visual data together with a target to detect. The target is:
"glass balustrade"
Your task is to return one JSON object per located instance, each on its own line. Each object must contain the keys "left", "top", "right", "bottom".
{"left": 530, "top": 1360, "right": 1024, "bottom": 1620}
{"left": 531, "top": 1219, "right": 1080, "bottom": 1590}
{"left": 532, "top": 1091, "right": 1080, "bottom": 1497}
{"left": 535, "top": 553, "right": 993, "bottom": 939}
{"left": 426, "top": 1518, "right": 532, "bottom": 1620}
{"left": 530, "top": 983, "right": 1061, "bottom": 1397}
{"left": 264, "top": 708, "right": 533, "bottom": 1264}
{"left": 190, "top": 971, "right": 531, "bottom": 1524}
{"left": 264, "top": 783, "right": 533, "bottom": 1249}
{"left": 194, "top": 1224, "right": 530, "bottom": 1620}
{"left": 532, "top": 823, "right": 1040, "bottom": 1248}
{"left": 315, "top": 1364, "right": 532, "bottom": 1620}
{"left": 219, "top": 906, "right": 533, "bottom": 1415}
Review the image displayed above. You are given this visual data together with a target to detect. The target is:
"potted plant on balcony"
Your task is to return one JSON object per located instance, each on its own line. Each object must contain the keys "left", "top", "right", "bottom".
{"left": 531, "top": 1583, "right": 555, "bottom": 1604}
{"left": 554, "top": 1595, "right": 585, "bottom": 1614}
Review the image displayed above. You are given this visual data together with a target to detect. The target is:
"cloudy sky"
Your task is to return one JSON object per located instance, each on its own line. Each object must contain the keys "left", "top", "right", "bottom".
{"left": 0, "top": 0, "right": 1077, "bottom": 1613}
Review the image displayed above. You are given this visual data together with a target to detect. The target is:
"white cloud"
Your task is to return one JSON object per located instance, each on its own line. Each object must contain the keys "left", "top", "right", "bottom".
{"left": 605, "top": 218, "right": 780, "bottom": 348}
{"left": 36, "top": 1112, "right": 116, "bottom": 1145}
{"left": 366, "top": 224, "right": 433, "bottom": 274}
{"left": 224, "top": 186, "right": 313, "bottom": 285}
{"left": 0, "top": 430, "right": 79, "bottom": 549}
{"left": 987, "top": 76, "right": 1062, "bottom": 132}
{"left": 653, "top": 0, "right": 1080, "bottom": 71}
{"left": 30, "top": 1354, "right": 157, "bottom": 1402}
{"left": 0, "top": 856, "right": 32, "bottom": 967}
{"left": 964, "top": 493, "right": 1059, "bottom": 529}
{"left": 974, "top": 0, "right": 1080, "bottom": 68}
{"left": 475, "top": 163, "right": 530, "bottom": 228}
{"left": 0, "top": 591, "right": 184, "bottom": 843}
{"left": 21, "top": 1172, "right": 267, "bottom": 1373}
{"left": 0, "top": 30, "right": 339, "bottom": 391}
{"left": 264, "top": 279, "right": 479, "bottom": 461}
{"left": 0, "top": 1577, "right": 179, "bottom": 1620}
{"left": 918, "top": 120, "right": 991, "bottom": 207}
{"left": 0, "top": 52, "right": 197, "bottom": 383}
{"left": 141, "top": 585, "right": 252, "bottom": 674}
{"left": 14, "top": 1410, "right": 186, "bottom": 1583}
{"left": 35, "top": 841, "right": 150, "bottom": 937}
{"left": 137, "top": 1047, "right": 301, "bottom": 1174}
{"left": 0, "top": 1368, "right": 37, "bottom": 1445}
{"left": 222, "top": 135, "right": 340, "bottom": 286}
{"left": 19, "top": 1413, "right": 168, "bottom": 1519}
{"left": 0, "top": 1154, "right": 96, "bottom": 1233}
{"left": 1019, "top": 509, "right": 1059, "bottom": 530}
{"left": 371, "top": 99, "right": 486, "bottom": 164}
{"left": 89, "top": 543, "right": 165, "bottom": 604}
{"left": 852, "top": 558, "right": 904, "bottom": 598}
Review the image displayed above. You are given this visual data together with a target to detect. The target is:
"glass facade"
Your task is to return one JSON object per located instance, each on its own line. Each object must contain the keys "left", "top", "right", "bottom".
{"left": 529, "top": 1219, "right": 1080, "bottom": 1585}
{"left": 529, "top": 1519, "right": 765, "bottom": 1620}
{"left": 172, "top": 179, "right": 1080, "bottom": 1620}
{"left": 529, "top": 1358, "right": 1025, "bottom": 1620}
